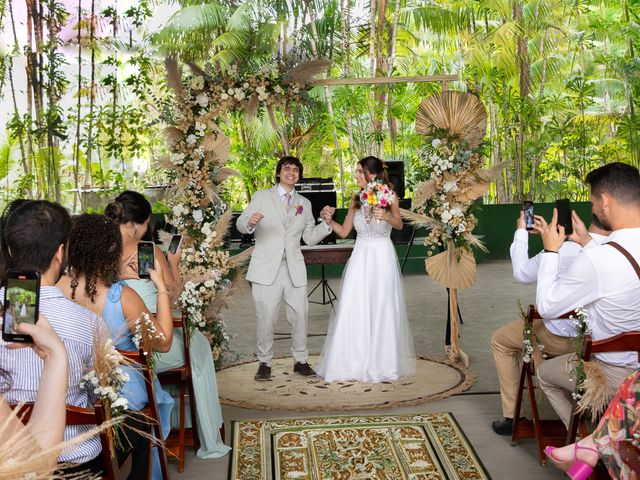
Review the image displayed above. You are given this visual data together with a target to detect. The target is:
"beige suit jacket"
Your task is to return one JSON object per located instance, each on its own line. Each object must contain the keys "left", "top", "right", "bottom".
{"left": 236, "top": 186, "right": 330, "bottom": 287}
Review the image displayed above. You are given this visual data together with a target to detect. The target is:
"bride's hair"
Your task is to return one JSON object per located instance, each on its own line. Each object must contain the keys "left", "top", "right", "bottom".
{"left": 353, "top": 156, "right": 394, "bottom": 209}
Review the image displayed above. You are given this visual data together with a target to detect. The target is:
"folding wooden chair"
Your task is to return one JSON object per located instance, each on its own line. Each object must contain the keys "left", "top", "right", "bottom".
{"left": 157, "top": 313, "right": 200, "bottom": 472}
{"left": 511, "top": 305, "right": 572, "bottom": 465}
{"left": 10, "top": 402, "right": 132, "bottom": 480}
{"left": 119, "top": 348, "right": 171, "bottom": 480}
{"left": 566, "top": 331, "right": 640, "bottom": 446}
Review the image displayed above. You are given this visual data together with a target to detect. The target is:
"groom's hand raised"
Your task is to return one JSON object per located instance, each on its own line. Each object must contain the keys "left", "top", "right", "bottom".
{"left": 249, "top": 213, "right": 264, "bottom": 227}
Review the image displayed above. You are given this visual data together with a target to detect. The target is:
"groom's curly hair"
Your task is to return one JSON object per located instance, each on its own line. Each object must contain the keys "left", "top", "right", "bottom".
{"left": 67, "top": 214, "right": 122, "bottom": 303}
{"left": 275, "top": 156, "right": 303, "bottom": 183}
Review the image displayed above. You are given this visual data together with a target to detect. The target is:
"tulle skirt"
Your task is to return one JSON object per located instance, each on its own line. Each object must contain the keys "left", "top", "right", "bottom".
{"left": 317, "top": 237, "right": 416, "bottom": 383}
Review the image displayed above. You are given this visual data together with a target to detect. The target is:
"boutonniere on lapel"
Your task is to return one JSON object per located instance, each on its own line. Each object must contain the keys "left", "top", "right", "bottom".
{"left": 294, "top": 204, "right": 303, "bottom": 216}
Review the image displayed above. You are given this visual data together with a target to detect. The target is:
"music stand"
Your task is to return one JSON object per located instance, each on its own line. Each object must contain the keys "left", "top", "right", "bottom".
{"left": 308, "top": 265, "right": 338, "bottom": 308}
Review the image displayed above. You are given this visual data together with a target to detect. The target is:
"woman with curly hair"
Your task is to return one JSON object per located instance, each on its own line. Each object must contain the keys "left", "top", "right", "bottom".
{"left": 105, "top": 191, "right": 230, "bottom": 460}
{"left": 57, "top": 213, "right": 174, "bottom": 479}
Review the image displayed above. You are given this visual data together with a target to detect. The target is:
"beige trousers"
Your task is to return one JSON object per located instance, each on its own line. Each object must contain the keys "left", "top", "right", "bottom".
{"left": 491, "top": 318, "right": 574, "bottom": 418}
{"left": 252, "top": 260, "right": 309, "bottom": 365}
{"left": 537, "top": 354, "right": 635, "bottom": 427}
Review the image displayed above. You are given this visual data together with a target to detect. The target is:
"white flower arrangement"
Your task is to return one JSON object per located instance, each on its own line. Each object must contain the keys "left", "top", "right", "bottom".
{"left": 163, "top": 61, "right": 315, "bottom": 366}
{"left": 132, "top": 312, "right": 166, "bottom": 370}
{"left": 80, "top": 339, "right": 129, "bottom": 417}
{"left": 570, "top": 306, "right": 590, "bottom": 401}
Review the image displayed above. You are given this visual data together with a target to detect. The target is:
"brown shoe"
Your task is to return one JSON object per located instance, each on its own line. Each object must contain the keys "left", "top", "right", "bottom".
{"left": 255, "top": 362, "right": 272, "bottom": 381}
{"left": 293, "top": 362, "right": 316, "bottom": 377}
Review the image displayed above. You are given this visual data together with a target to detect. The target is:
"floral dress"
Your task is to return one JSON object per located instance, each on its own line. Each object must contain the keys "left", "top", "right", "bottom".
{"left": 594, "top": 369, "right": 640, "bottom": 480}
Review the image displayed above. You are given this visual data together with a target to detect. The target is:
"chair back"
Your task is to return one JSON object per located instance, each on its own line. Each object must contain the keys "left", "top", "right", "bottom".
{"left": 117, "top": 347, "right": 170, "bottom": 480}
{"left": 584, "top": 331, "right": 640, "bottom": 363}
{"left": 9, "top": 402, "right": 131, "bottom": 480}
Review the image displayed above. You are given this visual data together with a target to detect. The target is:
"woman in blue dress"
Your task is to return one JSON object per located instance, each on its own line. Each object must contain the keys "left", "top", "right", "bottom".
{"left": 105, "top": 191, "right": 230, "bottom": 459}
{"left": 58, "top": 213, "right": 175, "bottom": 479}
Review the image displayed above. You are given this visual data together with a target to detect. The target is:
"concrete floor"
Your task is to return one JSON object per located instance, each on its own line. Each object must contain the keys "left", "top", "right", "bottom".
{"left": 172, "top": 260, "right": 568, "bottom": 479}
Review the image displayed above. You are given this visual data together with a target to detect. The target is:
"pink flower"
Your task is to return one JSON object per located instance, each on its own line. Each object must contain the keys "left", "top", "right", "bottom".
{"left": 295, "top": 205, "right": 304, "bottom": 216}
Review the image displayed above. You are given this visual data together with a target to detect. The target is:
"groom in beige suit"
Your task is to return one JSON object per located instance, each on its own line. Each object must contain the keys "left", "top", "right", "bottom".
{"left": 237, "top": 156, "right": 333, "bottom": 381}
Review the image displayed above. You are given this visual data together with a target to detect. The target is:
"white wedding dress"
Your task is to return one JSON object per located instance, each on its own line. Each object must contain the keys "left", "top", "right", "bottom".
{"left": 317, "top": 205, "right": 416, "bottom": 382}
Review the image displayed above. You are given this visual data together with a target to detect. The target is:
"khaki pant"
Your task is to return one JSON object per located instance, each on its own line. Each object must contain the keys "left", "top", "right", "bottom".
{"left": 252, "top": 260, "right": 309, "bottom": 365}
{"left": 491, "top": 318, "right": 574, "bottom": 418}
{"left": 537, "top": 354, "right": 635, "bottom": 427}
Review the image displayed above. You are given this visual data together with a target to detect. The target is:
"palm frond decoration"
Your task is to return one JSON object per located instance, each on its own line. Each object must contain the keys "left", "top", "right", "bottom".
{"left": 201, "top": 132, "right": 231, "bottom": 164}
{"left": 228, "top": 247, "right": 253, "bottom": 268}
{"left": 416, "top": 91, "right": 487, "bottom": 147}
{"left": 246, "top": 94, "right": 259, "bottom": 122}
{"left": 411, "top": 180, "right": 437, "bottom": 208}
{"left": 425, "top": 241, "right": 476, "bottom": 290}
{"left": 165, "top": 56, "right": 184, "bottom": 97}
{"left": 285, "top": 58, "right": 331, "bottom": 87}
{"left": 399, "top": 208, "right": 442, "bottom": 229}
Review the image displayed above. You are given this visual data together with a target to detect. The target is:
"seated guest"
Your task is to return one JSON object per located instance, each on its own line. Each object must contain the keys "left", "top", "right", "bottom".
{"left": 545, "top": 369, "right": 640, "bottom": 480}
{"left": 491, "top": 212, "right": 610, "bottom": 435}
{"left": 0, "top": 200, "right": 103, "bottom": 471}
{"left": 0, "top": 199, "right": 29, "bottom": 279}
{"left": 58, "top": 213, "right": 174, "bottom": 479}
{"left": 0, "top": 314, "right": 68, "bottom": 474}
{"left": 105, "top": 192, "right": 230, "bottom": 458}
{"left": 535, "top": 162, "right": 640, "bottom": 428}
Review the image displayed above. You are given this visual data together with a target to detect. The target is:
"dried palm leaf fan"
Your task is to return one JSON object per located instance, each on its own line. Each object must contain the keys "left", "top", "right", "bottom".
{"left": 425, "top": 242, "right": 476, "bottom": 290}
{"left": 416, "top": 91, "right": 487, "bottom": 148}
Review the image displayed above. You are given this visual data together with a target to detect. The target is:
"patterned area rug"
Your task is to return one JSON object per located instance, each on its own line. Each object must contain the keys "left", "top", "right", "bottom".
{"left": 229, "top": 413, "right": 490, "bottom": 479}
{"left": 217, "top": 355, "right": 476, "bottom": 411}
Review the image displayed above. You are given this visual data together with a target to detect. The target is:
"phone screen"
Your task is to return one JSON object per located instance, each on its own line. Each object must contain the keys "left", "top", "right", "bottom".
{"left": 3, "top": 271, "right": 40, "bottom": 343}
{"left": 522, "top": 201, "right": 534, "bottom": 230}
{"left": 137, "top": 242, "right": 155, "bottom": 279}
{"left": 168, "top": 235, "right": 183, "bottom": 255}
{"left": 555, "top": 199, "right": 573, "bottom": 235}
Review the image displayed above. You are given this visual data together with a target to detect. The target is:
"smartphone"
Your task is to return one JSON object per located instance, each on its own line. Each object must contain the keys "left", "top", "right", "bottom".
{"left": 137, "top": 241, "right": 155, "bottom": 279}
{"left": 2, "top": 270, "right": 40, "bottom": 343}
{"left": 522, "top": 201, "right": 534, "bottom": 231}
{"left": 555, "top": 199, "right": 574, "bottom": 235}
{"left": 167, "top": 234, "right": 183, "bottom": 255}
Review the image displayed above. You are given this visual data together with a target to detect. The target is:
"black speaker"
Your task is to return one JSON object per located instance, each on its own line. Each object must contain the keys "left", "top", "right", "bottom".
{"left": 386, "top": 161, "right": 405, "bottom": 199}
{"left": 297, "top": 190, "right": 337, "bottom": 245}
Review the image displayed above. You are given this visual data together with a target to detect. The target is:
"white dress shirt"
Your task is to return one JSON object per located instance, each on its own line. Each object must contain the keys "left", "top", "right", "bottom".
{"left": 510, "top": 229, "right": 608, "bottom": 336}
{"left": 0, "top": 286, "right": 104, "bottom": 463}
{"left": 536, "top": 228, "right": 640, "bottom": 367}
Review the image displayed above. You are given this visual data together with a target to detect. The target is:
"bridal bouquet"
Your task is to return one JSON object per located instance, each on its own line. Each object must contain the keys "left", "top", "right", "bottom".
{"left": 360, "top": 180, "right": 396, "bottom": 208}
{"left": 360, "top": 180, "right": 396, "bottom": 223}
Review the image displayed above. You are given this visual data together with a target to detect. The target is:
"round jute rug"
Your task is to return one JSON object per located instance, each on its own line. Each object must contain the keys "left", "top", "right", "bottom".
{"left": 217, "top": 354, "right": 476, "bottom": 411}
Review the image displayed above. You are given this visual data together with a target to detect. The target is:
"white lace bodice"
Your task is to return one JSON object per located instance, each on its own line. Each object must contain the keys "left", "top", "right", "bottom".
{"left": 354, "top": 205, "right": 393, "bottom": 239}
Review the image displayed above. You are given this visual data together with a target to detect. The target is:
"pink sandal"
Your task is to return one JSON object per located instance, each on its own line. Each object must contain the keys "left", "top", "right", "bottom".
{"left": 544, "top": 444, "right": 598, "bottom": 480}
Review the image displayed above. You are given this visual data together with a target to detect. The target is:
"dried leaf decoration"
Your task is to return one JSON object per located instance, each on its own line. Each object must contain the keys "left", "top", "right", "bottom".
{"left": 416, "top": 91, "right": 487, "bottom": 148}
{"left": 285, "top": 58, "right": 331, "bottom": 87}
{"left": 201, "top": 132, "right": 231, "bottom": 164}
{"left": 165, "top": 56, "right": 183, "bottom": 98}
{"left": 425, "top": 240, "right": 477, "bottom": 290}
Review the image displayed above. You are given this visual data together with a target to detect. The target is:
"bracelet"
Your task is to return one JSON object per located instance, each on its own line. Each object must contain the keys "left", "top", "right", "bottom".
{"left": 543, "top": 249, "right": 559, "bottom": 254}
{"left": 157, "top": 290, "right": 170, "bottom": 295}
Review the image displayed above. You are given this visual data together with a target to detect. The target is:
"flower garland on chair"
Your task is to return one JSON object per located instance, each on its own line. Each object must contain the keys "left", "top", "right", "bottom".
{"left": 161, "top": 57, "right": 330, "bottom": 364}
{"left": 402, "top": 91, "right": 506, "bottom": 366}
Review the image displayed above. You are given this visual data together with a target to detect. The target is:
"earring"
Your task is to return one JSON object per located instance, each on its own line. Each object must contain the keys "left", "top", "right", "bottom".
{"left": 133, "top": 225, "right": 138, "bottom": 238}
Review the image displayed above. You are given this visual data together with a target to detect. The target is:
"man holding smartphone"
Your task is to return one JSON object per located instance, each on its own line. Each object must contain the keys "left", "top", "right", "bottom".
{"left": 237, "top": 156, "right": 334, "bottom": 381}
{"left": 490, "top": 206, "right": 610, "bottom": 436}
{"left": 0, "top": 201, "right": 105, "bottom": 471}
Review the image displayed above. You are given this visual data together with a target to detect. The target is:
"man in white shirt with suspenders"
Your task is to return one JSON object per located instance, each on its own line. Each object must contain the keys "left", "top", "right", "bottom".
{"left": 534, "top": 162, "right": 640, "bottom": 427}
{"left": 491, "top": 213, "right": 609, "bottom": 435}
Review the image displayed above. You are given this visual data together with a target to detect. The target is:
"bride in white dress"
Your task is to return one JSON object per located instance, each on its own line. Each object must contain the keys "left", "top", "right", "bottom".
{"left": 317, "top": 156, "right": 416, "bottom": 383}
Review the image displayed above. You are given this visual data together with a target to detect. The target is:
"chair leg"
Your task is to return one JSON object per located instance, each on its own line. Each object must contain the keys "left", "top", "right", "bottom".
{"left": 153, "top": 417, "right": 170, "bottom": 480}
{"left": 186, "top": 375, "right": 200, "bottom": 452}
{"left": 566, "top": 404, "right": 581, "bottom": 446}
{"left": 511, "top": 363, "right": 528, "bottom": 445}
{"left": 527, "top": 368, "right": 546, "bottom": 465}
{"left": 178, "top": 382, "right": 186, "bottom": 472}
{"left": 220, "top": 423, "right": 225, "bottom": 443}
